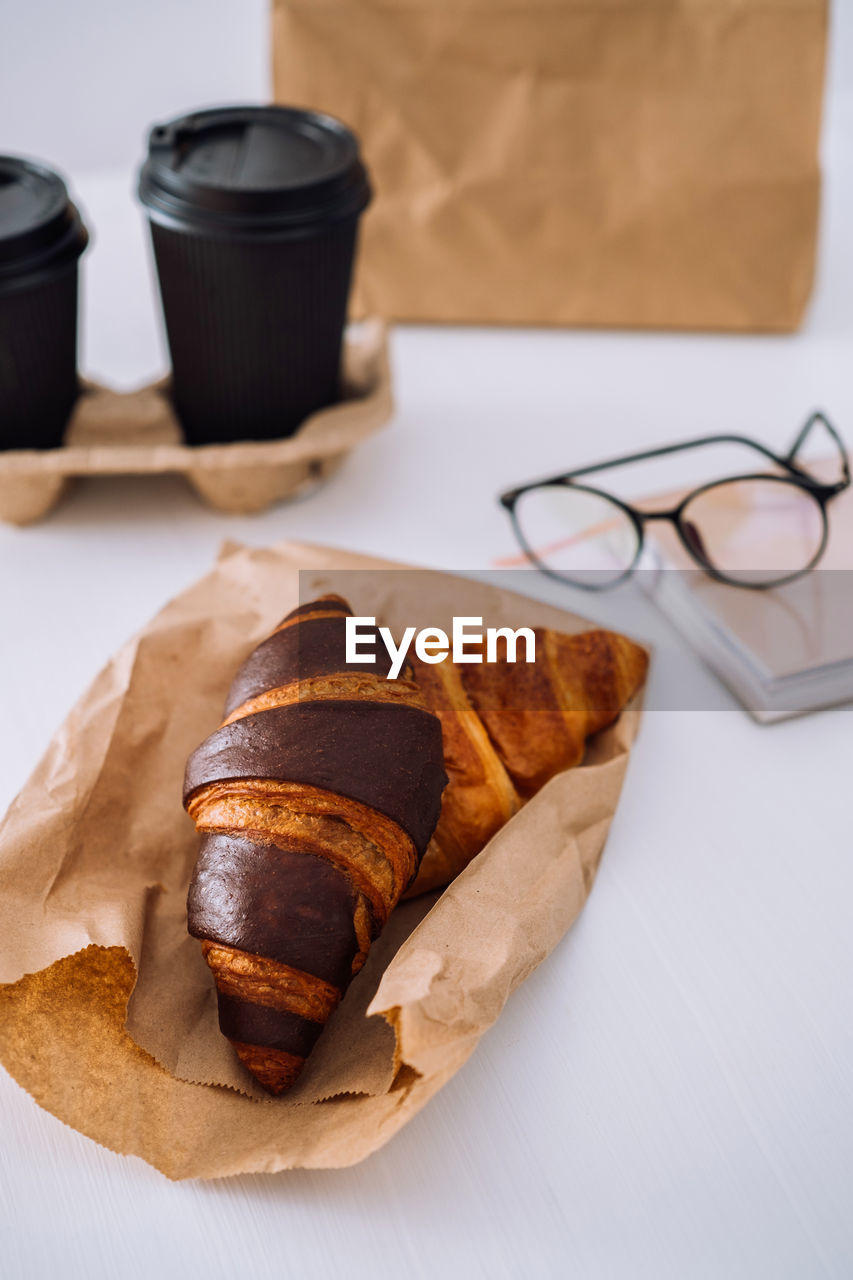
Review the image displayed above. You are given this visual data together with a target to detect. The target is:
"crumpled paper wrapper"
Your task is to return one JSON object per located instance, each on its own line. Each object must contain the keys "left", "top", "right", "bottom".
{"left": 0, "top": 320, "right": 391, "bottom": 526}
{"left": 0, "top": 541, "right": 643, "bottom": 1179}
{"left": 273, "top": 0, "right": 826, "bottom": 330}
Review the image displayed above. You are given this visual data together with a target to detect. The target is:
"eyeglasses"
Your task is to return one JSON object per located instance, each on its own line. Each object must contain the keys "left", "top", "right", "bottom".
{"left": 499, "top": 413, "right": 850, "bottom": 590}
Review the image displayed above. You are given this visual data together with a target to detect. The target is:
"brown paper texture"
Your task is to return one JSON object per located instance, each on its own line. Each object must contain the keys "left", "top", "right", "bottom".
{"left": 273, "top": 0, "right": 826, "bottom": 331}
{"left": 0, "top": 320, "right": 391, "bottom": 526}
{"left": 0, "top": 542, "right": 642, "bottom": 1179}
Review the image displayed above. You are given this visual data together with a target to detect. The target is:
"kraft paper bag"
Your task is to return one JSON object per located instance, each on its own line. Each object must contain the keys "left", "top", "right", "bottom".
{"left": 273, "top": 0, "right": 827, "bottom": 331}
{"left": 0, "top": 542, "right": 644, "bottom": 1179}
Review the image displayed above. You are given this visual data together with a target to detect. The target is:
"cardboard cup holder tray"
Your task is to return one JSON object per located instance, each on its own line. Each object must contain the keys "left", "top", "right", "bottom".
{"left": 0, "top": 320, "right": 391, "bottom": 525}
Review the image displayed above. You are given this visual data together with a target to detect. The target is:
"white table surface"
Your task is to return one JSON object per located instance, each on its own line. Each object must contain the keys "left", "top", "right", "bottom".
{"left": 3, "top": 32, "right": 853, "bottom": 1280}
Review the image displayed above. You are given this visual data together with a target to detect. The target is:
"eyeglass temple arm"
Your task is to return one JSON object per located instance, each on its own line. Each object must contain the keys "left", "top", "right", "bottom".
{"left": 502, "top": 433, "right": 795, "bottom": 499}
{"left": 785, "top": 411, "right": 851, "bottom": 489}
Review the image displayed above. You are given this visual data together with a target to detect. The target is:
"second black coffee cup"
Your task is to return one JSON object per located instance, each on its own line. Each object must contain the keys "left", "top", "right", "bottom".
{"left": 138, "top": 105, "right": 372, "bottom": 445}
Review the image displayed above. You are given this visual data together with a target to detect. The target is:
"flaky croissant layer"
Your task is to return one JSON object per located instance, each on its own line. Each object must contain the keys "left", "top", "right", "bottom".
{"left": 407, "top": 625, "right": 648, "bottom": 894}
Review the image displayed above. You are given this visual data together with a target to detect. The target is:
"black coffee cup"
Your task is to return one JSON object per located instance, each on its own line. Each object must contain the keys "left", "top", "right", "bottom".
{"left": 138, "top": 105, "right": 372, "bottom": 446}
{"left": 0, "top": 156, "right": 89, "bottom": 451}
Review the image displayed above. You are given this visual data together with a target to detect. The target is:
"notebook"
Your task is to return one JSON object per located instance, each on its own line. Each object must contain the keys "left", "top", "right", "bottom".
{"left": 639, "top": 471, "right": 853, "bottom": 723}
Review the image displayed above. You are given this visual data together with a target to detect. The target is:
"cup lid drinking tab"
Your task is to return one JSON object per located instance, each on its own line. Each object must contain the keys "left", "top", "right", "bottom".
{"left": 0, "top": 156, "right": 89, "bottom": 291}
{"left": 138, "top": 105, "right": 372, "bottom": 237}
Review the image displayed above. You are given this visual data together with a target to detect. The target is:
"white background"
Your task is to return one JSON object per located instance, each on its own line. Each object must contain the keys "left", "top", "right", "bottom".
{"left": 1, "top": 4, "right": 852, "bottom": 1278}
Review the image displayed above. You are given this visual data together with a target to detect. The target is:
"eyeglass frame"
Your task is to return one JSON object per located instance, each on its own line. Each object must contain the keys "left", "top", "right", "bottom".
{"left": 499, "top": 412, "right": 851, "bottom": 591}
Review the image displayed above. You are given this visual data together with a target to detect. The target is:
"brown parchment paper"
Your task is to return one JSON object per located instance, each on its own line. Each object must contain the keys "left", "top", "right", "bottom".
{"left": 273, "top": 0, "right": 827, "bottom": 331}
{"left": 0, "top": 542, "right": 643, "bottom": 1179}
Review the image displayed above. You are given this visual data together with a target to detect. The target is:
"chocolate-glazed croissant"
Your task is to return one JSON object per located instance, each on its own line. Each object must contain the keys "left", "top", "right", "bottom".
{"left": 183, "top": 596, "right": 447, "bottom": 1095}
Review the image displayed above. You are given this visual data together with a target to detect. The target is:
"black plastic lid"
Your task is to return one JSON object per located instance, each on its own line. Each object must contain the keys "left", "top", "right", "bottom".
{"left": 0, "top": 155, "right": 88, "bottom": 290}
{"left": 138, "top": 105, "right": 372, "bottom": 238}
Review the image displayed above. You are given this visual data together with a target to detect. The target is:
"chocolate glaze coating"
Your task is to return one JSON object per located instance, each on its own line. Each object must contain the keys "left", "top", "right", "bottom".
{"left": 224, "top": 616, "right": 393, "bottom": 714}
{"left": 282, "top": 598, "right": 351, "bottom": 621}
{"left": 216, "top": 992, "right": 325, "bottom": 1057}
{"left": 187, "top": 833, "right": 360, "bottom": 988}
{"left": 184, "top": 701, "right": 447, "bottom": 855}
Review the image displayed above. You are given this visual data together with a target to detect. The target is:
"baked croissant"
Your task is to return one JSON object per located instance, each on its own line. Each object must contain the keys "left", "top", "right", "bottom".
{"left": 184, "top": 595, "right": 447, "bottom": 1095}
{"left": 407, "top": 627, "right": 648, "bottom": 894}
{"left": 408, "top": 657, "right": 521, "bottom": 893}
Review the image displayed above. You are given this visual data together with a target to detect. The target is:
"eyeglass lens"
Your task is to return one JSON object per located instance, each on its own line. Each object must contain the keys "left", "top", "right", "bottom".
{"left": 677, "top": 477, "right": 827, "bottom": 585}
{"left": 513, "top": 484, "right": 640, "bottom": 585}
